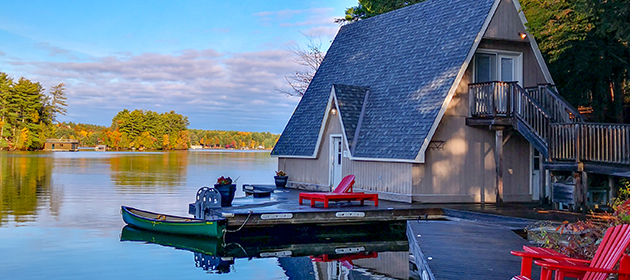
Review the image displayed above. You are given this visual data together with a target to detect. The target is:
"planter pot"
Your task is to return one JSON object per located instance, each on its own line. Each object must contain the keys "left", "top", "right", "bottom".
{"left": 274, "top": 176, "right": 288, "bottom": 188}
{"left": 214, "top": 184, "right": 236, "bottom": 207}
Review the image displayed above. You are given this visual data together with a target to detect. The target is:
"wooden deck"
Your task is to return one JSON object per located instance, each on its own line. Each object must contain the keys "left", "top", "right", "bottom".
{"left": 193, "top": 186, "right": 587, "bottom": 228}
{"left": 187, "top": 186, "right": 589, "bottom": 279}
{"left": 200, "top": 187, "right": 443, "bottom": 228}
{"left": 407, "top": 219, "right": 539, "bottom": 280}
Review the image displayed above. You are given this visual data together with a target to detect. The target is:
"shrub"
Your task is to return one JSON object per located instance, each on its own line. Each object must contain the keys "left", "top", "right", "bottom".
{"left": 527, "top": 199, "right": 630, "bottom": 259}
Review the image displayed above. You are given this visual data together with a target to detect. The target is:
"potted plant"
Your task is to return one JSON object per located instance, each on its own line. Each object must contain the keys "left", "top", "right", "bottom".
{"left": 214, "top": 176, "right": 236, "bottom": 207}
{"left": 274, "top": 171, "right": 288, "bottom": 188}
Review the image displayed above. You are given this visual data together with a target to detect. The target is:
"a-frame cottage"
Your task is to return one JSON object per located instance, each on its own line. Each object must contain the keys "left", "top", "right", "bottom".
{"left": 272, "top": 0, "right": 630, "bottom": 205}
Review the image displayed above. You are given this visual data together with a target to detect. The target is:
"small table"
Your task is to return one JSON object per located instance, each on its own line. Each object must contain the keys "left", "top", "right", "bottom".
{"left": 242, "top": 184, "right": 275, "bottom": 198}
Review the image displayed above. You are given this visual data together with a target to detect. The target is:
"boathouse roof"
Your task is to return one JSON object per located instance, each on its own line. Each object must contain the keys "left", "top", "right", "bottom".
{"left": 272, "top": 0, "right": 497, "bottom": 162}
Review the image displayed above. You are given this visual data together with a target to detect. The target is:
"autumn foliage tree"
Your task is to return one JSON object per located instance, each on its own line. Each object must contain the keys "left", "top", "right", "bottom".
{"left": 521, "top": 0, "right": 630, "bottom": 123}
{"left": 0, "top": 72, "right": 67, "bottom": 150}
{"left": 104, "top": 109, "right": 189, "bottom": 151}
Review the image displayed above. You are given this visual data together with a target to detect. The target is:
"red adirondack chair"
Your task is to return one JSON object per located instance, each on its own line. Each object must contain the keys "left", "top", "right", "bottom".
{"left": 511, "top": 224, "right": 630, "bottom": 280}
{"left": 310, "top": 252, "right": 378, "bottom": 269}
{"left": 298, "top": 175, "right": 378, "bottom": 208}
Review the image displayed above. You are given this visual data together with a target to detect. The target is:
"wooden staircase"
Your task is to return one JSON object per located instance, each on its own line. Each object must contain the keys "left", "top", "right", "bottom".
{"left": 468, "top": 81, "right": 629, "bottom": 175}
{"left": 467, "top": 81, "right": 630, "bottom": 205}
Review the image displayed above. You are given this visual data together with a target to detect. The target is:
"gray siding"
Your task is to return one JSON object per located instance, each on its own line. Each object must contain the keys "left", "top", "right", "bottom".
{"left": 484, "top": 0, "right": 526, "bottom": 41}
{"left": 279, "top": 104, "right": 413, "bottom": 201}
{"left": 478, "top": 39, "right": 547, "bottom": 88}
{"left": 481, "top": 0, "right": 547, "bottom": 87}
{"left": 412, "top": 64, "right": 532, "bottom": 203}
{"left": 276, "top": 0, "right": 547, "bottom": 203}
{"left": 345, "top": 160, "right": 413, "bottom": 203}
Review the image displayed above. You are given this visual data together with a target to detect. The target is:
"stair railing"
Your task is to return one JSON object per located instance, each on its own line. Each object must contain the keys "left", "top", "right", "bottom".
{"left": 471, "top": 82, "right": 629, "bottom": 166}
{"left": 524, "top": 85, "right": 584, "bottom": 123}
{"left": 512, "top": 83, "right": 552, "bottom": 144}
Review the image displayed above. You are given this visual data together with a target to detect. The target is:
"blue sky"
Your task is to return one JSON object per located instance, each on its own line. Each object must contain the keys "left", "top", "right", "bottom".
{"left": 0, "top": 0, "right": 356, "bottom": 133}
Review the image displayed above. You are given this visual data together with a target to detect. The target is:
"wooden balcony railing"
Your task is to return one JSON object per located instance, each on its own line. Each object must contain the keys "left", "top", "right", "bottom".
{"left": 549, "top": 123, "right": 630, "bottom": 165}
{"left": 468, "top": 82, "right": 551, "bottom": 155}
{"left": 470, "top": 81, "right": 630, "bottom": 167}
{"left": 469, "top": 81, "right": 551, "bottom": 144}
{"left": 469, "top": 81, "right": 512, "bottom": 117}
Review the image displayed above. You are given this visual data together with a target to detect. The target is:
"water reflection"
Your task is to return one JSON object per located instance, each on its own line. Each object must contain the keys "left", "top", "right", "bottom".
{"left": 111, "top": 152, "right": 189, "bottom": 191}
{"left": 0, "top": 152, "right": 55, "bottom": 225}
{"left": 120, "top": 222, "right": 411, "bottom": 279}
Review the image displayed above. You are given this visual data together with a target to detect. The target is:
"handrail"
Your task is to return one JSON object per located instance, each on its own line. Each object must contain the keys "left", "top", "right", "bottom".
{"left": 540, "top": 86, "right": 584, "bottom": 123}
{"left": 512, "top": 83, "right": 552, "bottom": 143}
{"left": 469, "top": 81, "right": 513, "bottom": 117}
{"left": 549, "top": 123, "right": 630, "bottom": 165}
{"left": 524, "top": 84, "right": 584, "bottom": 123}
{"left": 470, "top": 81, "right": 629, "bottom": 166}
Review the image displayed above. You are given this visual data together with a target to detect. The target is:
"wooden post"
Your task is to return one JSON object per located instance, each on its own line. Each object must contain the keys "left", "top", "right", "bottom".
{"left": 582, "top": 171, "right": 588, "bottom": 212}
{"left": 574, "top": 123, "right": 586, "bottom": 211}
{"left": 609, "top": 176, "right": 615, "bottom": 204}
{"left": 495, "top": 129, "right": 504, "bottom": 204}
{"left": 573, "top": 171, "right": 581, "bottom": 212}
{"left": 538, "top": 168, "right": 548, "bottom": 204}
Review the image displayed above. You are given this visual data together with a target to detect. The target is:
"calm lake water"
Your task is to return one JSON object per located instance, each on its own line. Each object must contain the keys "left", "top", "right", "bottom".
{"left": 0, "top": 150, "right": 411, "bottom": 279}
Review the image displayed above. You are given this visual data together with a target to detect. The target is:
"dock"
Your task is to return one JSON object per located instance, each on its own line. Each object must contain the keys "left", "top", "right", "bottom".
{"left": 197, "top": 186, "right": 579, "bottom": 229}
{"left": 183, "top": 186, "right": 581, "bottom": 279}
{"left": 198, "top": 187, "right": 443, "bottom": 228}
{"left": 407, "top": 218, "right": 542, "bottom": 280}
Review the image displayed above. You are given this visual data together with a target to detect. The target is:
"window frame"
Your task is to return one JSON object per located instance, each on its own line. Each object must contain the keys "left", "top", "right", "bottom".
{"left": 473, "top": 49, "right": 523, "bottom": 86}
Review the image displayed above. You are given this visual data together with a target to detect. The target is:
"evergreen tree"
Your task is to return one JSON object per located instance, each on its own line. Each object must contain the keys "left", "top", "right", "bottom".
{"left": 521, "top": 0, "right": 630, "bottom": 122}
{"left": 338, "top": 0, "right": 425, "bottom": 23}
{"left": 47, "top": 83, "right": 67, "bottom": 124}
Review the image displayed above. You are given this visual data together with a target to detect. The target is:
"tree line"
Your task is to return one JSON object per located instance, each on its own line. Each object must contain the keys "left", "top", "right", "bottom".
{"left": 188, "top": 129, "right": 279, "bottom": 150}
{"left": 0, "top": 71, "right": 280, "bottom": 151}
{"left": 336, "top": 0, "right": 630, "bottom": 123}
{"left": 0, "top": 72, "right": 67, "bottom": 150}
{"left": 54, "top": 109, "right": 280, "bottom": 151}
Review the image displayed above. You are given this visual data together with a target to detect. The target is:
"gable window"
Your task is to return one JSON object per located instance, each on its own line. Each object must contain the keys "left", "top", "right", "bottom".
{"left": 474, "top": 50, "right": 522, "bottom": 85}
{"left": 475, "top": 54, "right": 496, "bottom": 83}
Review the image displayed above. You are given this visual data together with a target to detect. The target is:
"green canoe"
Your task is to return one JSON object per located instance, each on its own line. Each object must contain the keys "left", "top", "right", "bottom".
{"left": 120, "top": 226, "right": 222, "bottom": 255}
{"left": 121, "top": 206, "right": 226, "bottom": 238}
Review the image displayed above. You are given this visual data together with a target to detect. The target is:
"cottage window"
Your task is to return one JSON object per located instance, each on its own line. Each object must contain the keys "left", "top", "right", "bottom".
{"left": 475, "top": 54, "right": 496, "bottom": 83}
{"left": 474, "top": 50, "right": 522, "bottom": 85}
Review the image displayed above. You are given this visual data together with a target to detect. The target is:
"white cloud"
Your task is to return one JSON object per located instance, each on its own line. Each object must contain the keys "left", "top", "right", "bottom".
{"left": 10, "top": 48, "right": 303, "bottom": 132}
{"left": 255, "top": 7, "right": 337, "bottom": 31}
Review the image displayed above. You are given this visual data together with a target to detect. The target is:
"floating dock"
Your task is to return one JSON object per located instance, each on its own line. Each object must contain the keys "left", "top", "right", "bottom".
{"left": 184, "top": 186, "right": 583, "bottom": 280}
{"left": 192, "top": 187, "right": 444, "bottom": 228}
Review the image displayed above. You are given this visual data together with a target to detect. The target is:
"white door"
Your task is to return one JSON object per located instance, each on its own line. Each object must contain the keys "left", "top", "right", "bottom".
{"left": 531, "top": 147, "right": 542, "bottom": 200}
{"left": 499, "top": 55, "right": 522, "bottom": 83}
{"left": 330, "top": 136, "right": 343, "bottom": 188}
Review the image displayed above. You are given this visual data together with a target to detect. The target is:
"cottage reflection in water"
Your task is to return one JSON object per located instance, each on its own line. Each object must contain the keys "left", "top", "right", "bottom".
{"left": 120, "top": 221, "right": 413, "bottom": 279}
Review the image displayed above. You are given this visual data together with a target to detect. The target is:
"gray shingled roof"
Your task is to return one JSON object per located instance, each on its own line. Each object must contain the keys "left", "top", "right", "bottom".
{"left": 333, "top": 84, "right": 370, "bottom": 153}
{"left": 272, "top": 0, "right": 495, "bottom": 160}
